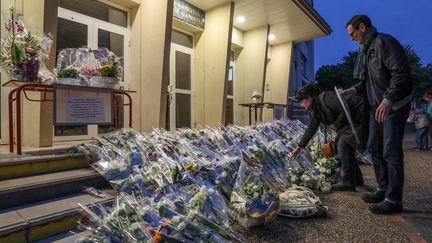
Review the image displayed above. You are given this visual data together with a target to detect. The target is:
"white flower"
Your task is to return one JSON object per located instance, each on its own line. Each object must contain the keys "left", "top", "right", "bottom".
{"left": 321, "top": 183, "right": 331, "bottom": 193}
{"left": 326, "top": 169, "right": 331, "bottom": 174}
{"left": 172, "top": 215, "right": 181, "bottom": 224}
{"left": 178, "top": 222, "right": 187, "bottom": 230}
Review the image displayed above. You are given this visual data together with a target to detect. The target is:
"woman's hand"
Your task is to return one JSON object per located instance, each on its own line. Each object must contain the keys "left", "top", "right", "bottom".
{"left": 329, "top": 123, "right": 337, "bottom": 130}
{"left": 292, "top": 147, "right": 302, "bottom": 157}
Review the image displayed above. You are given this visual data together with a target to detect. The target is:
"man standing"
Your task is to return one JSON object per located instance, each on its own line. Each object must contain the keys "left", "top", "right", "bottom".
{"left": 345, "top": 15, "right": 413, "bottom": 214}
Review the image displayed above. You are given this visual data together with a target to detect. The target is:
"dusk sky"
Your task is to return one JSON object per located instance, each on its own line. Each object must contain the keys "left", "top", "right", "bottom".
{"left": 314, "top": 0, "right": 432, "bottom": 72}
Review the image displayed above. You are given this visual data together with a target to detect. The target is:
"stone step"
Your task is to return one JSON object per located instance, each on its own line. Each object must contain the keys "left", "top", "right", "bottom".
{"left": 0, "top": 189, "right": 116, "bottom": 243}
{"left": 0, "top": 153, "right": 90, "bottom": 180}
{"left": 0, "top": 168, "right": 110, "bottom": 210}
{"left": 35, "top": 229, "right": 90, "bottom": 243}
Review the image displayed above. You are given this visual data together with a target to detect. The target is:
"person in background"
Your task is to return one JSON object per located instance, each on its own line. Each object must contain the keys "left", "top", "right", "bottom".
{"left": 407, "top": 106, "right": 430, "bottom": 151}
{"left": 291, "top": 84, "right": 368, "bottom": 191}
{"left": 344, "top": 15, "right": 413, "bottom": 214}
{"left": 424, "top": 90, "right": 432, "bottom": 150}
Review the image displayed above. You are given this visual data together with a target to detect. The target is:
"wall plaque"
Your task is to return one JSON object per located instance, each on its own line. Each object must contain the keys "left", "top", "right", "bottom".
{"left": 173, "top": 0, "right": 205, "bottom": 29}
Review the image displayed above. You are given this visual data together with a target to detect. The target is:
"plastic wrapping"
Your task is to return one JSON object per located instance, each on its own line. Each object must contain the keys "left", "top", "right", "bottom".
{"left": 277, "top": 186, "right": 327, "bottom": 218}
{"left": 73, "top": 120, "right": 339, "bottom": 242}
{"left": 0, "top": 7, "right": 55, "bottom": 82}
{"left": 230, "top": 161, "right": 279, "bottom": 228}
{"left": 55, "top": 47, "right": 122, "bottom": 88}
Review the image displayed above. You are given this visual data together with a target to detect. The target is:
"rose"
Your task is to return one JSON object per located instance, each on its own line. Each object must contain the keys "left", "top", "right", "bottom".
{"left": 25, "top": 47, "right": 35, "bottom": 53}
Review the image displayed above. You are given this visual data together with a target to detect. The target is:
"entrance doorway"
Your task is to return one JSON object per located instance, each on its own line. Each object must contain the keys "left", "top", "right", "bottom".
{"left": 167, "top": 30, "right": 194, "bottom": 131}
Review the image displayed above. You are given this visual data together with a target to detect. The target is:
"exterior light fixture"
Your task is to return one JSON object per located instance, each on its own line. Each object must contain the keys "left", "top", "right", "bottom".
{"left": 236, "top": 16, "right": 246, "bottom": 23}
{"left": 268, "top": 34, "right": 275, "bottom": 40}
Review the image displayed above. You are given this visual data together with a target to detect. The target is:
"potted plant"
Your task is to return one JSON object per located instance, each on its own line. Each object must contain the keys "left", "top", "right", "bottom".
{"left": 0, "top": 6, "right": 52, "bottom": 81}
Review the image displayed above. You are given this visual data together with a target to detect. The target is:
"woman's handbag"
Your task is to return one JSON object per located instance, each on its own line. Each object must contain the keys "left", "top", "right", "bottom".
{"left": 321, "top": 126, "right": 339, "bottom": 157}
{"left": 322, "top": 141, "right": 337, "bottom": 157}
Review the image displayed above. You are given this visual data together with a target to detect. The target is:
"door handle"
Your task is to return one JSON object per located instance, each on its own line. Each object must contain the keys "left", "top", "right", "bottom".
{"left": 167, "top": 84, "right": 174, "bottom": 95}
{"left": 167, "top": 84, "right": 173, "bottom": 105}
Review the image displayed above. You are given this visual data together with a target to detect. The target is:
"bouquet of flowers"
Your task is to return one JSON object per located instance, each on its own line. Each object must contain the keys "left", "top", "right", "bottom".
{"left": 55, "top": 47, "right": 122, "bottom": 88}
{"left": 278, "top": 186, "right": 327, "bottom": 218}
{"left": 72, "top": 120, "right": 340, "bottom": 241}
{"left": 0, "top": 6, "right": 53, "bottom": 81}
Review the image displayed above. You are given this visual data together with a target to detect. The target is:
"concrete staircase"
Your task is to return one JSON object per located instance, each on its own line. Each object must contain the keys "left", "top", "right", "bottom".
{"left": 0, "top": 153, "right": 115, "bottom": 242}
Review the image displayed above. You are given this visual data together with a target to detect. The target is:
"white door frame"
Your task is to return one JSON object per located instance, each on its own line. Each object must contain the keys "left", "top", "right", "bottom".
{"left": 55, "top": 7, "right": 130, "bottom": 141}
{"left": 169, "top": 42, "right": 195, "bottom": 131}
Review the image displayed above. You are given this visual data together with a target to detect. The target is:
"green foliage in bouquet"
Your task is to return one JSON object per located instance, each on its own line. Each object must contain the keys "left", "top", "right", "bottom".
{"left": 11, "top": 42, "right": 25, "bottom": 68}
{"left": 23, "top": 33, "right": 46, "bottom": 59}
{"left": 57, "top": 67, "right": 79, "bottom": 78}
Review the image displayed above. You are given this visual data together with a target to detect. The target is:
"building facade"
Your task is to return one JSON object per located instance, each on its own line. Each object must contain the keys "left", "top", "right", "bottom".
{"left": 0, "top": 0, "right": 331, "bottom": 148}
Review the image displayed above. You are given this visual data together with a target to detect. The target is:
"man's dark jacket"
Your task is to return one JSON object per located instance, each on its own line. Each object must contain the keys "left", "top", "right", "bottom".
{"left": 298, "top": 91, "right": 368, "bottom": 150}
{"left": 355, "top": 33, "right": 412, "bottom": 109}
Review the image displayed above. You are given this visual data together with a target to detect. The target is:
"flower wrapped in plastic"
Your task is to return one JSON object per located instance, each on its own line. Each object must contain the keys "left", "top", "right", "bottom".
{"left": 1, "top": 5, "right": 53, "bottom": 81}
{"left": 55, "top": 47, "right": 122, "bottom": 88}
{"left": 277, "top": 186, "right": 327, "bottom": 218}
{"left": 230, "top": 161, "right": 279, "bottom": 228}
{"left": 90, "top": 47, "right": 122, "bottom": 88}
{"left": 72, "top": 119, "right": 338, "bottom": 241}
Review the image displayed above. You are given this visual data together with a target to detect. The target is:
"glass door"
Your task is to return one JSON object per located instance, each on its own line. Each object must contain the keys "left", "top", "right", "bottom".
{"left": 168, "top": 42, "right": 194, "bottom": 131}
{"left": 54, "top": 7, "right": 130, "bottom": 141}
{"left": 225, "top": 59, "right": 235, "bottom": 125}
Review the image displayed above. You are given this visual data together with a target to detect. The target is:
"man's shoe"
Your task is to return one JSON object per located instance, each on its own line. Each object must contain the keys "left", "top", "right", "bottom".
{"left": 332, "top": 182, "right": 356, "bottom": 191}
{"left": 362, "top": 190, "right": 385, "bottom": 203}
{"left": 369, "top": 201, "right": 403, "bottom": 214}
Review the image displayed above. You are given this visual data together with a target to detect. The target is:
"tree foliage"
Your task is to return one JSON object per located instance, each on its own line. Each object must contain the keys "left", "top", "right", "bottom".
{"left": 316, "top": 45, "right": 432, "bottom": 98}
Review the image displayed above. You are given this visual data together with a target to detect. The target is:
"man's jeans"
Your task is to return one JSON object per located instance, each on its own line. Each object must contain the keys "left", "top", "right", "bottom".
{"left": 337, "top": 137, "right": 363, "bottom": 186}
{"left": 415, "top": 126, "right": 428, "bottom": 149}
{"left": 367, "top": 104, "right": 410, "bottom": 204}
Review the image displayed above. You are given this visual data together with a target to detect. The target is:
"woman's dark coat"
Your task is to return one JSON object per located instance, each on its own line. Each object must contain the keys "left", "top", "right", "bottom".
{"left": 298, "top": 91, "right": 369, "bottom": 151}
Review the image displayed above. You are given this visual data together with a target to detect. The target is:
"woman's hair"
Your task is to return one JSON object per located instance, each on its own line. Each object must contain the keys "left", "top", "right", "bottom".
{"left": 295, "top": 84, "right": 321, "bottom": 101}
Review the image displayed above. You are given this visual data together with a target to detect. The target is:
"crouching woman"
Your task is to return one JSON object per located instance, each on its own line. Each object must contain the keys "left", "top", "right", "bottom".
{"left": 291, "top": 84, "right": 369, "bottom": 191}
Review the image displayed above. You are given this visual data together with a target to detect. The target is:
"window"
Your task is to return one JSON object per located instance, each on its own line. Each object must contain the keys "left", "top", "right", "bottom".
{"left": 58, "top": 0, "right": 127, "bottom": 27}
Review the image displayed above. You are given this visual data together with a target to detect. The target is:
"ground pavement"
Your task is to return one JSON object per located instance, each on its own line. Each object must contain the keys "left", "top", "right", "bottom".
{"left": 246, "top": 131, "right": 431, "bottom": 243}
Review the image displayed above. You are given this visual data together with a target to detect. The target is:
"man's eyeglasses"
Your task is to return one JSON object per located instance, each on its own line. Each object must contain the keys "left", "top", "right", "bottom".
{"left": 349, "top": 28, "right": 358, "bottom": 38}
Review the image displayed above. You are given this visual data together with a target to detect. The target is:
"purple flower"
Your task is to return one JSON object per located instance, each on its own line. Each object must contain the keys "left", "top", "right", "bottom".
{"left": 16, "top": 22, "right": 24, "bottom": 32}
